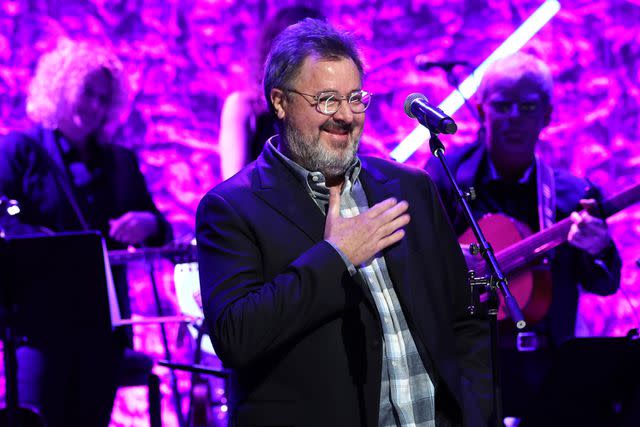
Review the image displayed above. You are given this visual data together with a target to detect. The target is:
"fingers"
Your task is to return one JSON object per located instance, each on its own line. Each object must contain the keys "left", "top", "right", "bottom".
{"left": 109, "top": 211, "right": 158, "bottom": 245}
{"left": 568, "top": 208, "right": 611, "bottom": 255}
{"left": 109, "top": 217, "right": 126, "bottom": 240}
{"left": 110, "top": 221, "right": 129, "bottom": 242}
{"left": 571, "top": 210, "right": 606, "bottom": 230}
{"left": 369, "top": 199, "right": 409, "bottom": 240}
{"left": 367, "top": 197, "right": 399, "bottom": 217}
{"left": 370, "top": 201, "right": 410, "bottom": 252}
{"left": 325, "top": 194, "right": 410, "bottom": 265}
{"left": 109, "top": 212, "right": 136, "bottom": 242}
{"left": 579, "top": 198, "right": 596, "bottom": 210}
{"left": 376, "top": 228, "right": 406, "bottom": 251}
{"left": 378, "top": 200, "right": 409, "bottom": 223}
{"left": 570, "top": 211, "right": 584, "bottom": 228}
{"left": 377, "top": 212, "right": 411, "bottom": 238}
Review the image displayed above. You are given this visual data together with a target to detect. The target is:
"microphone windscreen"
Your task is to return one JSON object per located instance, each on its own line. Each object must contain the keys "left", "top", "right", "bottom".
{"left": 403, "top": 93, "right": 427, "bottom": 118}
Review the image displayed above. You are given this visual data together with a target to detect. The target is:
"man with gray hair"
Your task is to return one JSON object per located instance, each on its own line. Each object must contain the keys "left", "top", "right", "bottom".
{"left": 425, "top": 52, "right": 621, "bottom": 425}
{"left": 198, "top": 19, "right": 491, "bottom": 427}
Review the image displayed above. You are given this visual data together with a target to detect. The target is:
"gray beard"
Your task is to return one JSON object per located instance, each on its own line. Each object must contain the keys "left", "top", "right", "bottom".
{"left": 283, "top": 120, "right": 360, "bottom": 179}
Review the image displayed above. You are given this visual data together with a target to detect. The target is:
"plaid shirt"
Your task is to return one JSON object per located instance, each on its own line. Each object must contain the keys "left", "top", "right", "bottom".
{"left": 269, "top": 139, "right": 436, "bottom": 427}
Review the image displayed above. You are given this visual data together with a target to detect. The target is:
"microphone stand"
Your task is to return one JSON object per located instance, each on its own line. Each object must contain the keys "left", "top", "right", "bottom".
{"left": 0, "top": 239, "right": 19, "bottom": 427}
{"left": 0, "top": 199, "right": 45, "bottom": 427}
{"left": 427, "top": 132, "right": 526, "bottom": 427}
{"left": 0, "top": 199, "right": 21, "bottom": 427}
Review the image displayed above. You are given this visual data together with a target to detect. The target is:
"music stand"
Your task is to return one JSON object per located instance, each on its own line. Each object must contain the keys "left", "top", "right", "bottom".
{"left": 1, "top": 231, "right": 121, "bottom": 426}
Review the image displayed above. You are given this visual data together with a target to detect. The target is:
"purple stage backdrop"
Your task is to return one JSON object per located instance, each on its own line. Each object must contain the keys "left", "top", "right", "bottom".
{"left": 0, "top": 0, "right": 639, "bottom": 425}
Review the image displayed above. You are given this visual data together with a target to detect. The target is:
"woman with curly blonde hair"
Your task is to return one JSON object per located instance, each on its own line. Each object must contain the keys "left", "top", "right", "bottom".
{"left": 27, "top": 38, "right": 127, "bottom": 142}
{"left": 0, "top": 38, "right": 172, "bottom": 426}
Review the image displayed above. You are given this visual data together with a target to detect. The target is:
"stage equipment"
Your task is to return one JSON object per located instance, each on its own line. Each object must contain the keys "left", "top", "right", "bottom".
{"left": 405, "top": 95, "right": 525, "bottom": 426}
{"left": 392, "top": 0, "right": 561, "bottom": 162}
{"left": 404, "top": 93, "right": 457, "bottom": 135}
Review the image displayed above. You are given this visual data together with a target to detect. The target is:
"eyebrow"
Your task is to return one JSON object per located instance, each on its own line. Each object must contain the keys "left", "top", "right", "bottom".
{"left": 314, "top": 88, "right": 363, "bottom": 94}
{"left": 490, "top": 92, "right": 542, "bottom": 100}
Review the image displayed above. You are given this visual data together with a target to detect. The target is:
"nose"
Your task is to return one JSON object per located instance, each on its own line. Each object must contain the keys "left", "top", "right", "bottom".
{"left": 332, "top": 99, "right": 355, "bottom": 123}
{"left": 507, "top": 102, "right": 521, "bottom": 118}
{"left": 89, "top": 97, "right": 101, "bottom": 111}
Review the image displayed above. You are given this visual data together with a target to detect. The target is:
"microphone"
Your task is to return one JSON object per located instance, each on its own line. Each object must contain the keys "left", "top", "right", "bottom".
{"left": 404, "top": 93, "right": 457, "bottom": 135}
{"left": 415, "top": 56, "right": 469, "bottom": 71}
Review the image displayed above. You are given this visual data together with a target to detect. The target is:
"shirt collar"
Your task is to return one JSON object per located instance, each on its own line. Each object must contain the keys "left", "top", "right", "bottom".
{"left": 266, "top": 135, "right": 362, "bottom": 194}
{"left": 484, "top": 153, "right": 535, "bottom": 185}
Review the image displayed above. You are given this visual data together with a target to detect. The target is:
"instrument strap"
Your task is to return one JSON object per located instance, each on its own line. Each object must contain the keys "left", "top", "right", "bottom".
{"left": 536, "top": 155, "right": 556, "bottom": 232}
{"left": 47, "top": 129, "right": 91, "bottom": 231}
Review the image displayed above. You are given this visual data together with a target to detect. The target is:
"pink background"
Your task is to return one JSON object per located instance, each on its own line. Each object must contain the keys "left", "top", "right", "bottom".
{"left": 0, "top": 0, "right": 638, "bottom": 425}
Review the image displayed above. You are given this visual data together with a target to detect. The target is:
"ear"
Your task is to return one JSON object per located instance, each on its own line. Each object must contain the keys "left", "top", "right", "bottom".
{"left": 270, "top": 88, "right": 287, "bottom": 120}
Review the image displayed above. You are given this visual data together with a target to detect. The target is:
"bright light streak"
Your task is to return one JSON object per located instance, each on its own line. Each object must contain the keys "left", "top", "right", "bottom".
{"left": 390, "top": 0, "right": 561, "bottom": 162}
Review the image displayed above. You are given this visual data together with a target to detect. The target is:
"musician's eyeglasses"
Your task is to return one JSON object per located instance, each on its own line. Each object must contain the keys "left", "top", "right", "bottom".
{"left": 488, "top": 100, "right": 543, "bottom": 115}
{"left": 284, "top": 88, "right": 372, "bottom": 115}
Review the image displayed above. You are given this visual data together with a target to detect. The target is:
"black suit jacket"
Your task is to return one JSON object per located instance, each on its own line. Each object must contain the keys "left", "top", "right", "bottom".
{"left": 196, "top": 146, "right": 491, "bottom": 426}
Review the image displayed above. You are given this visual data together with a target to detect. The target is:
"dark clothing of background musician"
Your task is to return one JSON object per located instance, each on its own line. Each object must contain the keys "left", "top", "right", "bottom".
{"left": 425, "top": 141, "right": 622, "bottom": 420}
{"left": 425, "top": 141, "right": 621, "bottom": 344}
{"left": 0, "top": 126, "right": 172, "bottom": 426}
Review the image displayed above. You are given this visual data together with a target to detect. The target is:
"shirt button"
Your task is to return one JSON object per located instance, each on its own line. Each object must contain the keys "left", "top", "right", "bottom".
{"left": 312, "top": 176, "right": 319, "bottom": 182}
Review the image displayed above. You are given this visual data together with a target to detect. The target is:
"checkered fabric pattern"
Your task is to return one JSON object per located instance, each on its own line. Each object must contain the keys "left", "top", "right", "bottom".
{"left": 268, "top": 140, "right": 436, "bottom": 427}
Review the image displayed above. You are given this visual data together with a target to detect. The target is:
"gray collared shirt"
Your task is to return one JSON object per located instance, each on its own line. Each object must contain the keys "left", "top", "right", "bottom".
{"left": 268, "top": 137, "right": 436, "bottom": 426}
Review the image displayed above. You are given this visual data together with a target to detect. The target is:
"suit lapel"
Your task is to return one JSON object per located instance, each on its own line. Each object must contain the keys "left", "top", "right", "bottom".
{"left": 252, "top": 150, "right": 418, "bottom": 310}
{"left": 252, "top": 147, "right": 326, "bottom": 243}
{"left": 359, "top": 160, "right": 415, "bottom": 312}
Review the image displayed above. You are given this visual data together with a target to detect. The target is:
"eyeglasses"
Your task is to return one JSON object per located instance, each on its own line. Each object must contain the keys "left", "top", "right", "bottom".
{"left": 488, "top": 100, "right": 543, "bottom": 115}
{"left": 284, "top": 88, "right": 372, "bottom": 115}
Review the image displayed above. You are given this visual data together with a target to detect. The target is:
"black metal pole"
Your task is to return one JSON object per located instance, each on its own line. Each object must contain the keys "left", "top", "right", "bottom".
{"left": 428, "top": 132, "right": 525, "bottom": 426}
{"left": 1, "top": 231, "right": 19, "bottom": 427}
{"left": 429, "top": 134, "right": 525, "bottom": 328}
{"left": 147, "top": 262, "right": 186, "bottom": 427}
{"left": 186, "top": 324, "right": 206, "bottom": 427}
{"left": 488, "top": 288, "right": 503, "bottom": 427}
{"left": 2, "top": 314, "right": 19, "bottom": 427}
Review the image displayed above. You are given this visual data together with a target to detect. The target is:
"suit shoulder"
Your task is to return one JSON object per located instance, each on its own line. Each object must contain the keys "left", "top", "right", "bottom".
{"left": 200, "top": 162, "right": 255, "bottom": 205}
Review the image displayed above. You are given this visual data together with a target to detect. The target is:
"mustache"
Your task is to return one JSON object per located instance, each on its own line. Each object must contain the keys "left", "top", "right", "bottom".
{"left": 321, "top": 121, "right": 352, "bottom": 133}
